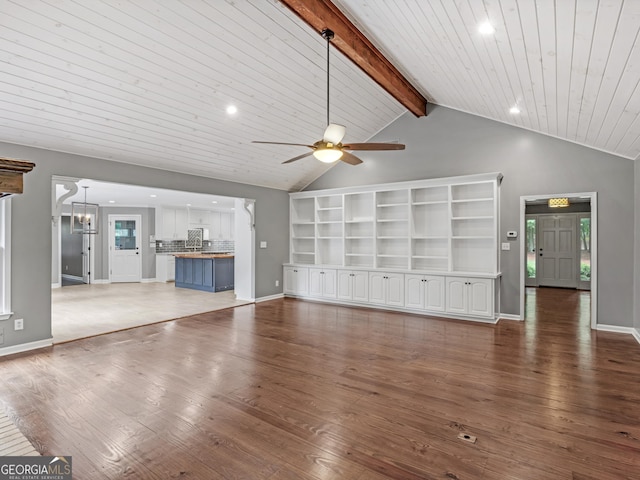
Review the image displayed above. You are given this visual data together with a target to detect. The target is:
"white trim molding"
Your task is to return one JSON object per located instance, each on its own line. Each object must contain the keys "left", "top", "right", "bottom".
{"left": 499, "top": 313, "right": 523, "bottom": 321}
{"left": 255, "top": 293, "right": 283, "bottom": 303}
{"left": 0, "top": 338, "right": 53, "bottom": 357}
{"left": 0, "top": 198, "right": 11, "bottom": 320}
{"left": 596, "top": 324, "right": 640, "bottom": 346}
{"left": 519, "top": 192, "right": 597, "bottom": 328}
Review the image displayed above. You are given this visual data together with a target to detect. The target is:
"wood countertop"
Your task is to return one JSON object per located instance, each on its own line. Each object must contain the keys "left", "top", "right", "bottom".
{"left": 173, "top": 253, "right": 234, "bottom": 259}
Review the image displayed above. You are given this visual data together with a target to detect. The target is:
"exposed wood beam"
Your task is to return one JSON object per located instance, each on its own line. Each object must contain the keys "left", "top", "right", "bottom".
{"left": 279, "top": 0, "right": 427, "bottom": 117}
{"left": 0, "top": 157, "right": 35, "bottom": 197}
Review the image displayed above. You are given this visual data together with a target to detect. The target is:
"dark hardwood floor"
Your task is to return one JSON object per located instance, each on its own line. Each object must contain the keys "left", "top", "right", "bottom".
{"left": 1, "top": 288, "right": 639, "bottom": 479}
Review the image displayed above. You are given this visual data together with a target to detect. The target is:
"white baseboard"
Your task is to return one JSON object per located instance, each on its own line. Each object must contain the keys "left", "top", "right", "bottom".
{"left": 51, "top": 282, "right": 61, "bottom": 289}
{"left": 0, "top": 338, "right": 53, "bottom": 357}
{"left": 91, "top": 279, "right": 110, "bottom": 285}
{"left": 141, "top": 278, "right": 156, "bottom": 283}
{"left": 499, "top": 313, "right": 522, "bottom": 321}
{"left": 255, "top": 293, "right": 284, "bottom": 303}
{"left": 596, "top": 324, "right": 640, "bottom": 345}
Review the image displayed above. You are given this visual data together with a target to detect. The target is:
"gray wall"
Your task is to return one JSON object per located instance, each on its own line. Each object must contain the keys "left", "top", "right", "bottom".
{"left": 0, "top": 142, "right": 289, "bottom": 350}
{"left": 308, "top": 105, "right": 635, "bottom": 327}
{"left": 636, "top": 163, "right": 640, "bottom": 331}
{"left": 60, "top": 216, "right": 83, "bottom": 277}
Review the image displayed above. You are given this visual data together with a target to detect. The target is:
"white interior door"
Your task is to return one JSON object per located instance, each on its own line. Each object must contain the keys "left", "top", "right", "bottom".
{"left": 81, "top": 233, "right": 95, "bottom": 284}
{"left": 109, "top": 215, "right": 142, "bottom": 283}
{"left": 539, "top": 215, "right": 577, "bottom": 288}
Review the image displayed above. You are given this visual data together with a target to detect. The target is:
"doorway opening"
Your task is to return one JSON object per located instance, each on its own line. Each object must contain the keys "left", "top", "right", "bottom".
{"left": 51, "top": 177, "right": 256, "bottom": 343}
{"left": 519, "top": 192, "right": 597, "bottom": 328}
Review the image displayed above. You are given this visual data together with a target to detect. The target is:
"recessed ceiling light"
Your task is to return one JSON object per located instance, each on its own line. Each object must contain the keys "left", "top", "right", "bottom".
{"left": 211, "top": 200, "right": 218, "bottom": 204}
{"left": 226, "top": 105, "right": 238, "bottom": 115}
{"left": 478, "top": 21, "right": 495, "bottom": 35}
{"left": 150, "top": 194, "right": 157, "bottom": 198}
{"left": 187, "top": 203, "right": 192, "bottom": 207}
{"left": 509, "top": 105, "right": 521, "bottom": 114}
{"left": 108, "top": 200, "right": 115, "bottom": 204}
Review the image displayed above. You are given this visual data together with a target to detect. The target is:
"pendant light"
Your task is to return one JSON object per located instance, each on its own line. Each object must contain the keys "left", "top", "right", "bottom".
{"left": 71, "top": 186, "right": 99, "bottom": 234}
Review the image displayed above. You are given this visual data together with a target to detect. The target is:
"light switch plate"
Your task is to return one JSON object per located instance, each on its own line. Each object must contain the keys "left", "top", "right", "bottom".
{"left": 507, "top": 231, "right": 518, "bottom": 238}
{"left": 260, "top": 241, "right": 267, "bottom": 249}
{"left": 501, "top": 242, "right": 510, "bottom": 251}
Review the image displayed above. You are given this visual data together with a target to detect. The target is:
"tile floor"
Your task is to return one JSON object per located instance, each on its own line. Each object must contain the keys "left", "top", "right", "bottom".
{"left": 51, "top": 282, "right": 251, "bottom": 343}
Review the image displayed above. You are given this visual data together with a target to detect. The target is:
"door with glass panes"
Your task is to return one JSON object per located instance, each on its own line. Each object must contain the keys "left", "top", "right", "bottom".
{"left": 109, "top": 215, "right": 142, "bottom": 283}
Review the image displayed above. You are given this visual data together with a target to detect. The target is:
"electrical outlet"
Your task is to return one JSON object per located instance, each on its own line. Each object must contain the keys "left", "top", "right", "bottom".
{"left": 14, "top": 318, "right": 23, "bottom": 331}
{"left": 275, "top": 280, "right": 279, "bottom": 287}
{"left": 0, "top": 326, "right": 4, "bottom": 345}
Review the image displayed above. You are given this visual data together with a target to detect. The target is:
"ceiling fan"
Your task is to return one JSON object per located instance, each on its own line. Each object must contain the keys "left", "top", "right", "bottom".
{"left": 252, "top": 29, "right": 405, "bottom": 166}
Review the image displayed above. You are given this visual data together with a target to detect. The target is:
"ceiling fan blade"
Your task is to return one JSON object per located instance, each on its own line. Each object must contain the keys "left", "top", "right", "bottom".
{"left": 323, "top": 124, "right": 346, "bottom": 144}
{"left": 252, "top": 141, "right": 314, "bottom": 148}
{"left": 282, "top": 152, "right": 314, "bottom": 164}
{"left": 342, "top": 142, "right": 406, "bottom": 151}
{"left": 339, "top": 151, "right": 363, "bottom": 165}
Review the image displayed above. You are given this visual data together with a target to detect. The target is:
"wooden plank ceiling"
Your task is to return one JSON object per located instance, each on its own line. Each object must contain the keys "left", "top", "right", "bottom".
{"left": 1, "top": 1, "right": 640, "bottom": 192}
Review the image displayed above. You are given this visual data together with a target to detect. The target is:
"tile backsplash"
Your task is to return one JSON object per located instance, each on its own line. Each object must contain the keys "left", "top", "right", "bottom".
{"left": 156, "top": 239, "right": 234, "bottom": 254}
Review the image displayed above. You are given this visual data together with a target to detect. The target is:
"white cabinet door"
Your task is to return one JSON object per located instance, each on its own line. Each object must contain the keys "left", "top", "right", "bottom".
{"left": 468, "top": 278, "right": 493, "bottom": 317}
{"left": 322, "top": 269, "right": 337, "bottom": 298}
{"left": 309, "top": 268, "right": 323, "bottom": 297}
{"left": 352, "top": 271, "right": 369, "bottom": 302}
{"left": 174, "top": 208, "right": 188, "bottom": 239}
{"left": 284, "top": 266, "right": 309, "bottom": 295}
{"left": 337, "top": 270, "right": 369, "bottom": 302}
{"left": 386, "top": 273, "right": 405, "bottom": 307}
{"left": 220, "top": 212, "right": 232, "bottom": 239}
{"left": 368, "top": 272, "right": 386, "bottom": 305}
{"left": 369, "top": 272, "right": 403, "bottom": 306}
{"left": 446, "top": 277, "right": 468, "bottom": 314}
{"left": 162, "top": 208, "right": 176, "bottom": 239}
{"left": 211, "top": 212, "right": 221, "bottom": 239}
{"left": 405, "top": 274, "right": 424, "bottom": 309}
{"left": 309, "top": 268, "right": 336, "bottom": 298}
{"left": 424, "top": 276, "right": 445, "bottom": 312}
{"left": 167, "top": 256, "right": 176, "bottom": 281}
{"left": 337, "top": 270, "right": 353, "bottom": 300}
{"left": 446, "top": 277, "right": 493, "bottom": 317}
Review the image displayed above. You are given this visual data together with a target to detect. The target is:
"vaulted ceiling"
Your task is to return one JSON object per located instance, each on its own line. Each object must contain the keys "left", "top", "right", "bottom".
{"left": 1, "top": 1, "right": 639, "bottom": 192}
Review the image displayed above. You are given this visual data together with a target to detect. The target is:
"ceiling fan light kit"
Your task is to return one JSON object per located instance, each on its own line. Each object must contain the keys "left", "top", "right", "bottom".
{"left": 313, "top": 147, "right": 343, "bottom": 163}
{"left": 252, "top": 29, "right": 405, "bottom": 165}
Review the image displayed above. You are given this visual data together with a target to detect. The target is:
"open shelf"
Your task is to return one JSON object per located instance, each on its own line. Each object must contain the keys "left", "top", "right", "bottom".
{"left": 289, "top": 173, "right": 499, "bottom": 274}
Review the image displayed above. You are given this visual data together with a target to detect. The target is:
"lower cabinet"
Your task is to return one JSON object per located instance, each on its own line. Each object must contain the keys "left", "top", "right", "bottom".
{"left": 368, "top": 272, "right": 404, "bottom": 307}
{"left": 175, "top": 257, "right": 234, "bottom": 292}
{"left": 445, "top": 277, "right": 493, "bottom": 318}
{"left": 337, "top": 270, "right": 369, "bottom": 302}
{"left": 284, "top": 265, "right": 496, "bottom": 322}
{"left": 309, "top": 268, "right": 337, "bottom": 299}
{"left": 283, "top": 266, "right": 309, "bottom": 295}
{"left": 405, "top": 274, "right": 445, "bottom": 312}
{"left": 155, "top": 254, "right": 176, "bottom": 282}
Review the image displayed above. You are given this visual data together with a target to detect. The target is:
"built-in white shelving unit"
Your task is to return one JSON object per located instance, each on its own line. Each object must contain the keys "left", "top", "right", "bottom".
{"left": 285, "top": 173, "right": 502, "bottom": 322}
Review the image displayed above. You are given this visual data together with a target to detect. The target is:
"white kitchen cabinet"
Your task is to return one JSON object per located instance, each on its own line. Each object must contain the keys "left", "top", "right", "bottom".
{"left": 158, "top": 207, "right": 188, "bottom": 240}
{"left": 337, "top": 270, "right": 369, "bottom": 302}
{"left": 211, "top": 211, "right": 235, "bottom": 240}
{"left": 283, "top": 266, "right": 309, "bottom": 295}
{"left": 405, "top": 274, "right": 445, "bottom": 312}
{"left": 446, "top": 277, "right": 493, "bottom": 318}
{"left": 155, "top": 254, "right": 176, "bottom": 282}
{"left": 189, "top": 209, "right": 212, "bottom": 229}
{"left": 369, "top": 272, "right": 404, "bottom": 307}
{"left": 309, "top": 268, "right": 337, "bottom": 299}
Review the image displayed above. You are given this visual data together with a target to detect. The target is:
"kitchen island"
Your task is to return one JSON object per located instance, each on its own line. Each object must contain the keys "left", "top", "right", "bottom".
{"left": 174, "top": 253, "right": 234, "bottom": 292}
